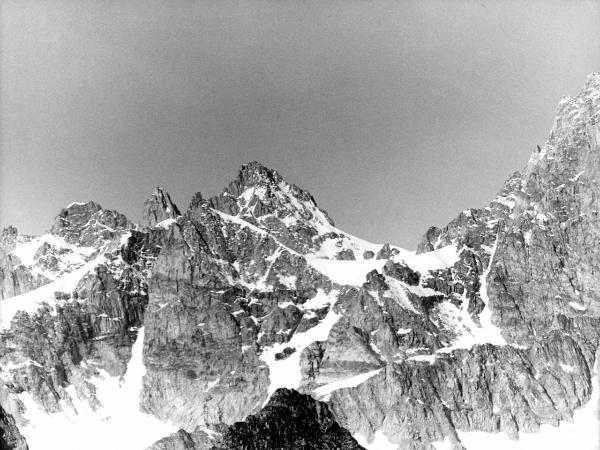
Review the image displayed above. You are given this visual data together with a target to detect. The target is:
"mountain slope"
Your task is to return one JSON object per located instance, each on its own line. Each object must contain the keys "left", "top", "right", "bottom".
{"left": 1, "top": 74, "right": 600, "bottom": 450}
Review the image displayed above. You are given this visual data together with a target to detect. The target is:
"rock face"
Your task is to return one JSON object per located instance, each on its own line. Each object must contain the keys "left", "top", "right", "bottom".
{"left": 0, "top": 227, "right": 51, "bottom": 300}
{"left": 142, "top": 187, "right": 182, "bottom": 228}
{"left": 0, "top": 200, "right": 174, "bottom": 449}
{"left": 2, "top": 75, "right": 600, "bottom": 450}
{"left": 51, "top": 201, "right": 133, "bottom": 246}
{"left": 0, "top": 403, "right": 28, "bottom": 450}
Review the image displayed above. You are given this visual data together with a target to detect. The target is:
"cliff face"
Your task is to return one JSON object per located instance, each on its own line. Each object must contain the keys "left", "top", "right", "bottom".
{"left": 1, "top": 75, "right": 600, "bottom": 450}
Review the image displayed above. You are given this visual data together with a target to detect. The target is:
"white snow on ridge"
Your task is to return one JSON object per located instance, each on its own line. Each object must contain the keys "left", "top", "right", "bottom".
{"left": 493, "top": 195, "right": 516, "bottom": 209}
{"left": 10, "top": 234, "right": 95, "bottom": 276}
{"left": 241, "top": 181, "right": 393, "bottom": 261}
{"left": 305, "top": 243, "right": 460, "bottom": 288}
{"left": 397, "top": 243, "right": 461, "bottom": 274}
{"left": 66, "top": 201, "right": 87, "bottom": 208}
{"left": 305, "top": 257, "right": 387, "bottom": 286}
{"left": 217, "top": 199, "right": 462, "bottom": 289}
{"left": 313, "top": 369, "right": 382, "bottom": 400}
{"left": 0, "top": 255, "right": 105, "bottom": 330}
{"left": 213, "top": 209, "right": 269, "bottom": 237}
{"left": 17, "top": 328, "right": 176, "bottom": 450}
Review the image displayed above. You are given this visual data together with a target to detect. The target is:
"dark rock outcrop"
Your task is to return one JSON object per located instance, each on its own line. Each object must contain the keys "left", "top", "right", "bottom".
{"left": 148, "top": 388, "right": 364, "bottom": 450}
{"left": 0, "top": 403, "right": 28, "bottom": 450}
{"left": 51, "top": 201, "right": 132, "bottom": 246}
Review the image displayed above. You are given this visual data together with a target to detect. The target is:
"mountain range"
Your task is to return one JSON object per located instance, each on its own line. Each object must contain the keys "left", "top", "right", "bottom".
{"left": 1, "top": 74, "right": 600, "bottom": 449}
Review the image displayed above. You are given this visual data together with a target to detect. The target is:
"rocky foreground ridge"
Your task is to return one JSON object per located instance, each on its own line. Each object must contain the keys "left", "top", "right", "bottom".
{"left": 1, "top": 74, "right": 600, "bottom": 449}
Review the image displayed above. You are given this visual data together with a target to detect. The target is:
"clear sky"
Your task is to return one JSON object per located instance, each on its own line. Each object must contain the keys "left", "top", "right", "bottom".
{"left": 1, "top": 0, "right": 599, "bottom": 249}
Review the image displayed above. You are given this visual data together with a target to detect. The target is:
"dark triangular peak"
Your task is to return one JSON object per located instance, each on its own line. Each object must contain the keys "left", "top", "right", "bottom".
{"left": 142, "top": 186, "right": 182, "bottom": 228}
{"left": 216, "top": 388, "right": 364, "bottom": 450}
{"left": 147, "top": 389, "right": 365, "bottom": 450}
{"left": 237, "top": 160, "right": 286, "bottom": 188}
{"left": 51, "top": 201, "right": 132, "bottom": 246}
{"left": 206, "top": 161, "right": 334, "bottom": 226}
{"left": 192, "top": 161, "right": 387, "bottom": 259}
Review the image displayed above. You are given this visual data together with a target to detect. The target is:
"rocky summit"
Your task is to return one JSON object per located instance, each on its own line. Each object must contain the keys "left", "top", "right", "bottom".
{"left": 1, "top": 74, "right": 600, "bottom": 450}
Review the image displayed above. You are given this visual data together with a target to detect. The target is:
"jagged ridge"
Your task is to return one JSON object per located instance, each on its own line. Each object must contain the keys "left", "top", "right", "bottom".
{"left": 1, "top": 73, "right": 600, "bottom": 450}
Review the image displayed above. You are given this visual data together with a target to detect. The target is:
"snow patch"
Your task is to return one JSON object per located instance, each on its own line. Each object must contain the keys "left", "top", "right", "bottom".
{"left": 432, "top": 436, "right": 453, "bottom": 450}
{"left": 17, "top": 328, "right": 175, "bottom": 450}
{"left": 494, "top": 195, "right": 516, "bottom": 209}
{"left": 0, "top": 255, "right": 106, "bottom": 329}
{"left": 560, "top": 364, "right": 575, "bottom": 373}
{"left": 398, "top": 243, "right": 461, "bottom": 274}
{"left": 305, "top": 257, "right": 387, "bottom": 286}
{"left": 383, "top": 277, "right": 420, "bottom": 314}
{"left": 260, "top": 290, "right": 341, "bottom": 402}
{"left": 475, "top": 237, "right": 507, "bottom": 345}
{"left": 408, "top": 354, "right": 437, "bottom": 364}
{"left": 569, "top": 301, "right": 587, "bottom": 311}
{"left": 10, "top": 234, "right": 95, "bottom": 278}
{"left": 277, "top": 274, "right": 297, "bottom": 289}
{"left": 66, "top": 202, "right": 87, "bottom": 208}
{"left": 354, "top": 430, "right": 398, "bottom": 450}
{"left": 301, "top": 289, "right": 334, "bottom": 310}
{"left": 155, "top": 218, "right": 177, "bottom": 229}
{"left": 313, "top": 368, "right": 382, "bottom": 400}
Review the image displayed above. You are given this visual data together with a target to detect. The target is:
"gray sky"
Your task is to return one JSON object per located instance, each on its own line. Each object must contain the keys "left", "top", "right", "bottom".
{"left": 2, "top": 0, "right": 599, "bottom": 248}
